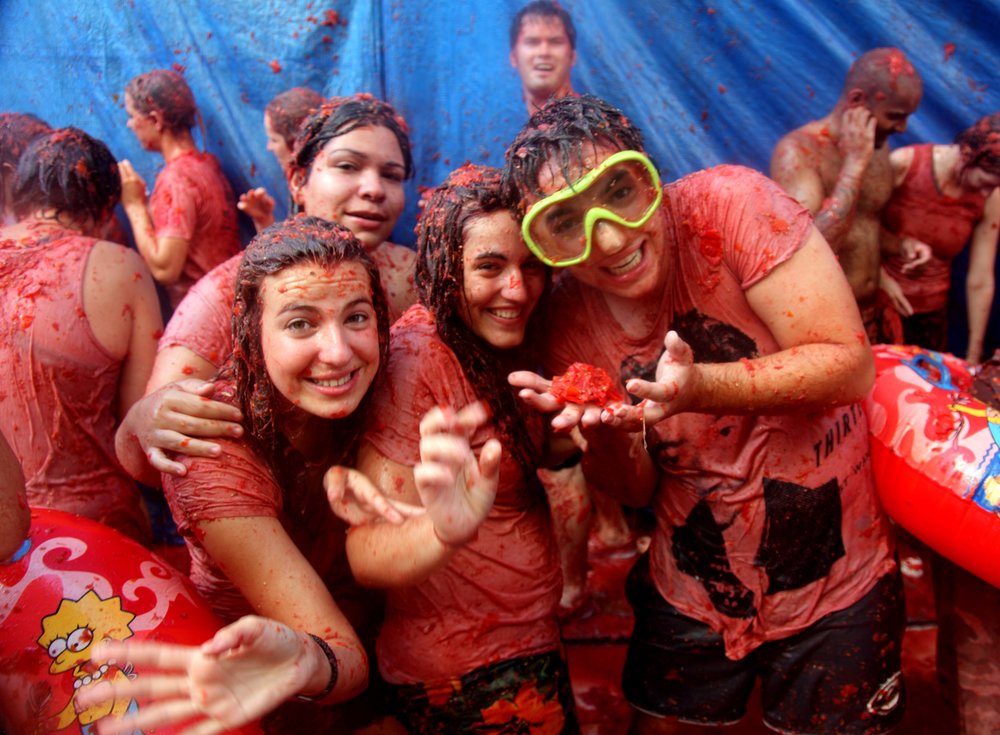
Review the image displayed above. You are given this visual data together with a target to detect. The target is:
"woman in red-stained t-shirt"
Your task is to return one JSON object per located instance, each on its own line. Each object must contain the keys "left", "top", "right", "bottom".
{"left": 0, "top": 128, "right": 162, "bottom": 544}
{"left": 881, "top": 111, "right": 1000, "bottom": 362}
{"left": 120, "top": 69, "right": 241, "bottom": 310}
{"left": 80, "top": 213, "right": 497, "bottom": 733}
{"left": 80, "top": 215, "right": 421, "bottom": 734}
{"left": 345, "top": 165, "right": 579, "bottom": 733}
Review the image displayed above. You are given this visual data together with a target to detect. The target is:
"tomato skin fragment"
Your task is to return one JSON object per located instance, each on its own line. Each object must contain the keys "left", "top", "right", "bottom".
{"left": 550, "top": 363, "right": 622, "bottom": 406}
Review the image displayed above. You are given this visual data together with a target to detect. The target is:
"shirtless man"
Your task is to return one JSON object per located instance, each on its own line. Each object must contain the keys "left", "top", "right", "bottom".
{"left": 509, "top": 0, "right": 577, "bottom": 116}
{"left": 771, "top": 47, "right": 923, "bottom": 342}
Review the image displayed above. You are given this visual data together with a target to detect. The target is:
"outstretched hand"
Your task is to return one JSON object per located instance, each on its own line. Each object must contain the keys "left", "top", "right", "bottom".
{"left": 75, "top": 616, "right": 313, "bottom": 735}
{"left": 414, "top": 402, "right": 501, "bottom": 546}
{"left": 602, "top": 331, "right": 697, "bottom": 430}
{"left": 325, "top": 465, "right": 426, "bottom": 526}
{"left": 122, "top": 379, "right": 244, "bottom": 476}
{"left": 508, "top": 370, "right": 607, "bottom": 435}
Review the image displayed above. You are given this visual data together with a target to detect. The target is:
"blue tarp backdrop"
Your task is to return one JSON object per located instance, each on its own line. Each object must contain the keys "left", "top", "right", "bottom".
{"left": 0, "top": 0, "right": 997, "bottom": 349}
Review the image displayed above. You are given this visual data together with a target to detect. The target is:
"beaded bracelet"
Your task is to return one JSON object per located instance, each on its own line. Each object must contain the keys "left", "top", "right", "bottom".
{"left": 296, "top": 634, "right": 339, "bottom": 702}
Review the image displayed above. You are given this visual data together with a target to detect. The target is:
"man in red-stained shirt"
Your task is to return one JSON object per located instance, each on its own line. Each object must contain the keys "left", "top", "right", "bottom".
{"left": 505, "top": 94, "right": 904, "bottom": 735}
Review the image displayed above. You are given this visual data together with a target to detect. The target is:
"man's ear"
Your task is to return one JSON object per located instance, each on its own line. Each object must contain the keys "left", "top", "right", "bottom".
{"left": 509, "top": 49, "right": 518, "bottom": 69}
{"left": 845, "top": 88, "right": 866, "bottom": 107}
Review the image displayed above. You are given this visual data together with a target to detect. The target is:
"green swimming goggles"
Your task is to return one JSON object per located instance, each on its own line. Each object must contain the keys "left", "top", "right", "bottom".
{"left": 521, "top": 150, "right": 663, "bottom": 267}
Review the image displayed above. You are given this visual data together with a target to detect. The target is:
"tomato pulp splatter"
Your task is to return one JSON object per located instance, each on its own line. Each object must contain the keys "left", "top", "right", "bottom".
{"left": 550, "top": 363, "right": 622, "bottom": 406}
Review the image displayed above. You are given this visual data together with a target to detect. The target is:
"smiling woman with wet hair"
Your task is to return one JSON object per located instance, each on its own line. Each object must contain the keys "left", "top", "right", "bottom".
{"left": 343, "top": 164, "right": 581, "bottom": 733}
{"left": 81, "top": 216, "right": 390, "bottom": 733}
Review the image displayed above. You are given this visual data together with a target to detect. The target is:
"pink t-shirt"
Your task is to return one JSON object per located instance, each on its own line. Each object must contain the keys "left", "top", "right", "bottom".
{"left": 364, "top": 305, "right": 562, "bottom": 684}
{"left": 0, "top": 231, "right": 148, "bottom": 543}
{"left": 158, "top": 253, "right": 239, "bottom": 366}
{"left": 163, "top": 384, "right": 360, "bottom": 625}
{"left": 159, "top": 243, "right": 413, "bottom": 368}
{"left": 882, "top": 145, "right": 988, "bottom": 314}
{"left": 546, "top": 166, "right": 895, "bottom": 660}
{"left": 149, "top": 151, "right": 241, "bottom": 309}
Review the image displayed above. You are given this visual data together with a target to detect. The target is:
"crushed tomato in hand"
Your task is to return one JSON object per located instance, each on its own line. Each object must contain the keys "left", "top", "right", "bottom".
{"left": 550, "top": 363, "right": 622, "bottom": 406}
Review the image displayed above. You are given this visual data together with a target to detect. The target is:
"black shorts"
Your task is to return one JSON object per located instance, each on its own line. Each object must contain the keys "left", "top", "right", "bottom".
{"left": 389, "top": 650, "right": 579, "bottom": 734}
{"left": 622, "top": 553, "right": 906, "bottom": 734}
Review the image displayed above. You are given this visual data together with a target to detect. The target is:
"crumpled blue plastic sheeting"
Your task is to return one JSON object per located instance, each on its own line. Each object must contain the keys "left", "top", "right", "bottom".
{"left": 1, "top": 1, "right": 996, "bottom": 352}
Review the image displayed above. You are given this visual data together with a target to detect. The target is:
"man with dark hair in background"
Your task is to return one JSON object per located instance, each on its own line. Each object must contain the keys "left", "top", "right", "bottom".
{"left": 510, "top": 1, "right": 578, "bottom": 116}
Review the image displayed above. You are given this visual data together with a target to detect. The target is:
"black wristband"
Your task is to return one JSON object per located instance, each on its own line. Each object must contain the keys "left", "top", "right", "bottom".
{"left": 547, "top": 449, "right": 584, "bottom": 471}
{"left": 296, "top": 634, "right": 339, "bottom": 702}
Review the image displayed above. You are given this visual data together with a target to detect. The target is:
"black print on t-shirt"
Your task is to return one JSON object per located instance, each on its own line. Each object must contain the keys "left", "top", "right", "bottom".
{"left": 619, "top": 309, "right": 758, "bottom": 405}
{"left": 755, "top": 476, "right": 845, "bottom": 594}
{"left": 672, "top": 500, "right": 757, "bottom": 619}
{"left": 672, "top": 309, "right": 758, "bottom": 363}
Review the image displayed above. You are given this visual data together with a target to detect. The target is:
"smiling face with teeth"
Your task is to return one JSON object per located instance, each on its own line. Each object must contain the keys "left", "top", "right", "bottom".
{"left": 260, "top": 260, "right": 381, "bottom": 420}
{"left": 509, "top": 14, "right": 576, "bottom": 110}
{"left": 458, "top": 210, "right": 547, "bottom": 350}
{"left": 530, "top": 143, "right": 671, "bottom": 302}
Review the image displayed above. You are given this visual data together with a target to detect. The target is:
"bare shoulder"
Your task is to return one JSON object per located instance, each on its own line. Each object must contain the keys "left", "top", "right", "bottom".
{"left": 889, "top": 145, "right": 916, "bottom": 186}
{"left": 86, "top": 240, "right": 154, "bottom": 288}
{"left": 84, "top": 241, "right": 157, "bottom": 313}
{"left": 774, "top": 121, "right": 825, "bottom": 159}
{"left": 771, "top": 121, "right": 827, "bottom": 179}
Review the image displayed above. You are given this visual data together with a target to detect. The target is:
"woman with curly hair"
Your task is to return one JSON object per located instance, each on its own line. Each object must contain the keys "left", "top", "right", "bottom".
{"left": 346, "top": 164, "right": 580, "bottom": 733}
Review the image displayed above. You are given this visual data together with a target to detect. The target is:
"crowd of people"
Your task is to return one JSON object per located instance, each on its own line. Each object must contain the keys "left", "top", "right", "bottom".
{"left": 2, "top": 1, "right": 999, "bottom": 734}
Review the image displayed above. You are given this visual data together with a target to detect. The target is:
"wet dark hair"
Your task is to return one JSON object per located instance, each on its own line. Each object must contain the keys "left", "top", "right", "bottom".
{"left": 956, "top": 112, "right": 1000, "bottom": 177}
{"left": 503, "top": 94, "right": 646, "bottom": 207}
{"left": 125, "top": 69, "right": 198, "bottom": 132}
{"left": 416, "top": 164, "right": 547, "bottom": 478}
{"left": 12, "top": 127, "right": 121, "bottom": 225}
{"left": 290, "top": 93, "right": 414, "bottom": 194}
{"left": 510, "top": 0, "right": 576, "bottom": 49}
{"left": 265, "top": 87, "right": 325, "bottom": 150}
{"left": 225, "top": 214, "right": 390, "bottom": 476}
{"left": 0, "top": 113, "right": 52, "bottom": 171}
{"left": 0, "top": 112, "right": 52, "bottom": 216}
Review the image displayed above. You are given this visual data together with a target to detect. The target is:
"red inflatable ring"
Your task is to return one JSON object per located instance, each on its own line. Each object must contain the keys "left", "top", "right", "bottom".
{"left": 0, "top": 507, "right": 262, "bottom": 734}
{"left": 865, "top": 344, "right": 1000, "bottom": 589}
